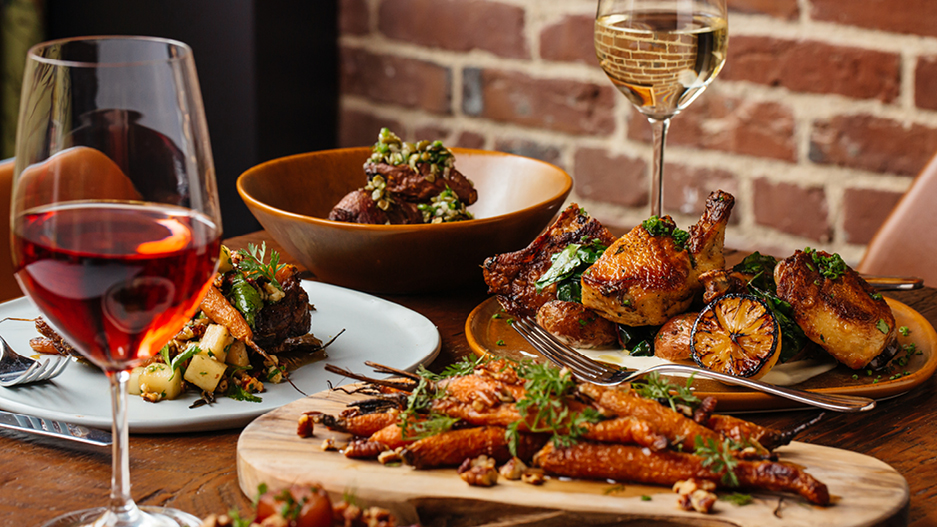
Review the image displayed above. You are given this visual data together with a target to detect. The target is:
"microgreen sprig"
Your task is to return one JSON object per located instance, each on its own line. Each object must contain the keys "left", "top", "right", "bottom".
{"left": 236, "top": 242, "right": 285, "bottom": 290}
{"left": 631, "top": 372, "right": 700, "bottom": 413}
{"left": 695, "top": 436, "right": 744, "bottom": 487}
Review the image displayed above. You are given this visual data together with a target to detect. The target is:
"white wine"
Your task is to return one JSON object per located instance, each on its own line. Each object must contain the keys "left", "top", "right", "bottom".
{"left": 595, "top": 11, "right": 727, "bottom": 120}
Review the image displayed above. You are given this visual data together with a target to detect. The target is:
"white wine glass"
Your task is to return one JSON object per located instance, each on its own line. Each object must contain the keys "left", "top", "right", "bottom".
{"left": 11, "top": 36, "right": 222, "bottom": 527}
{"left": 595, "top": 0, "right": 728, "bottom": 217}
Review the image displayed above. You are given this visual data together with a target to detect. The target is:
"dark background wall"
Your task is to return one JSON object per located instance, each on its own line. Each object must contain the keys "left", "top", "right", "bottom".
{"left": 46, "top": 0, "right": 338, "bottom": 237}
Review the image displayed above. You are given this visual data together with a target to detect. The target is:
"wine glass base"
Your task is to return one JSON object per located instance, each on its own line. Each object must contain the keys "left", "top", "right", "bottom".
{"left": 41, "top": 506, "right": 202, "bottom": 527}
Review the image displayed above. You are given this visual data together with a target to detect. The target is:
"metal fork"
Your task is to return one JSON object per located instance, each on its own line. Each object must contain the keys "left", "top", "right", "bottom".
{"left": 0, "top": 335, "right": 69, "bottom": 387}
{"left": 511, "top": 316, "right": 876, "bottom": 413}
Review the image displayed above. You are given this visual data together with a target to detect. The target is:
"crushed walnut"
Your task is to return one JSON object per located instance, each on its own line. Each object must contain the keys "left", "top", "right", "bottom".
{"left": 673, "top": 478, "right": 718, "bottom": 513}
{"left": 458, "top": 455, "right": 499, "bottom": 487}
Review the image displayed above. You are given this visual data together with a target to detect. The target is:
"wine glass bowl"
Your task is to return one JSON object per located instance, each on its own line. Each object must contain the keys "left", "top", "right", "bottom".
{"left": 11, "top": 36, "right": 221, "bottom": 527}
{"left": 595, "top": 0, "right": 728, "bottom": 215}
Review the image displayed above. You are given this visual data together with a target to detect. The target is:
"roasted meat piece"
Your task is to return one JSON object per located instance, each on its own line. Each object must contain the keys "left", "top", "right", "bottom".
{"left": 581, "top": 191, "right": 735, "bottom": 326}
{"left": 365, "top": 161, "right": 477, "bottom": 206}
{"left": 774, "top": 249, "right": 898, "bottom": 370}
{"left": 327, "top": 188, "right": 422, "bottom": 225}
{"left": 482, "top": 204, "right": 617, "bottom": 317}
{"left": 535, "top": 300, "right": 618, "bottom": 349}
{"left": 252, "top": 266, "right": 313, "bottom": 348}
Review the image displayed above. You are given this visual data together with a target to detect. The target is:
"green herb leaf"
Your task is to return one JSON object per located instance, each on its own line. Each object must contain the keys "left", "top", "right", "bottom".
{"left": 227, "top": 381, "right": 263, "bottom": 403}
{"left": 168, "top": 345, "right": 201, "bottom": 381}
{"left": 236, "top": 242, "right": 284, "bottom": 290}
{"left": 641, "top": 216, "right": 689, "bottom": 251}
{"left": 720, "top": 492, "right": 754, "bottom": 506}
{"left": 695, "top": 436, "right": 741, "bottom": 487}
{"left": 876, "top": 319, "right": 889, "bottom": 334}
{"left": 534, "top": 239, "right": 608, "bottom": 302}
{"left": 632, "top": 372, "right": 701, "bottom": 413}
{"left": 899, "top": 326, "right": 910, "bottom": 337}
{"left": 229, "top": 275, "right": 264, "bottom": 327}
{"left": 803, "top": 247, "right": 847, "bottom": 280}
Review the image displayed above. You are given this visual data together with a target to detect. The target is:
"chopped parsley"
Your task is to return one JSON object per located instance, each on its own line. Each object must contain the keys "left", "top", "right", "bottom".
{"left": 641, "top": 216, "right": 689, "bottom": 251}
{"left": 876, "top": 319, "right": 890, "bottom": 334}
{"left": 227, "top": 382, "right": 262, "bottom": 403}
{"left": 720, "top": 493, "right": 754, "bottom": 506}
{"left": 803, "top": 247, "right": 847, "bottom": 280}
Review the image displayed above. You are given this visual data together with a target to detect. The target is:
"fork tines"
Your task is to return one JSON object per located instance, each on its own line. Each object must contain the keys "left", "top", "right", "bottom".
{"left": 512, "top": 316, "right": 615, "bottom": 383}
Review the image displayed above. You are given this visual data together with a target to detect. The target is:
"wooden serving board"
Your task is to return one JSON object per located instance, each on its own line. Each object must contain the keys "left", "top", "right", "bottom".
{"left": 237, "top": 388, "right": 909, "bottom": 527}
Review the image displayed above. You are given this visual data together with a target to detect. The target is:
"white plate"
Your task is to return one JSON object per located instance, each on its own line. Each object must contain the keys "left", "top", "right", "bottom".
{"left": 0, "top": 281, "right": 440, "bottom": 433}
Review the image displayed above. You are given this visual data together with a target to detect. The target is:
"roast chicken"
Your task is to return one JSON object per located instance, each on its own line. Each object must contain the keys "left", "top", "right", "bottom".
{"left": 774, "top": 249, "right": 899, "bottom": 370}
{"left": 482, "top": 204, "right": 619, "bottom": 348}
{"left": 581, "top": 190, "right": 735, "bottom": 326}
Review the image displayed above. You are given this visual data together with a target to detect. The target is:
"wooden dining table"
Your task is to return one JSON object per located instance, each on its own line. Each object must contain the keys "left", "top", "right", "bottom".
{"left": 1, "top": 230, "right": 935, "bottom": 527}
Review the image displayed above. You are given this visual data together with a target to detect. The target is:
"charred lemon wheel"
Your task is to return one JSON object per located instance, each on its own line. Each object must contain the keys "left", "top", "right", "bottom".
{"left": 690, "top": 293, "right": 780, "bottom": 379}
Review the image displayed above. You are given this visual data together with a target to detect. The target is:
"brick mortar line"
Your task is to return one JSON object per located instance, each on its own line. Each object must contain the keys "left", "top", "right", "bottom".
{"left": 340, "top": 36, "right": 937, "bottom": 128}
{"left": 341, "top": 95, "right": 914, "bottom": 194}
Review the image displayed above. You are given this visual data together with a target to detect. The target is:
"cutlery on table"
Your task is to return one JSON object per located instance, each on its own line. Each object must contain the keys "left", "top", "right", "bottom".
{"left": 862, "top": 275, "right": 924, "bottom": 291}
{"left": 0, "top": 409, "right": 111, "bottom": 446}
{"left": 510, "top": 316, "right": 876, "bottom": 413}
{"left": 0, "top": 335, "right": 69, "bottom": 387}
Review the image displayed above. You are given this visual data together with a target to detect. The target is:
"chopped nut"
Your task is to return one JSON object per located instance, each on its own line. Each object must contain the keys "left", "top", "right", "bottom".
{"left": 689, "top": 489, "right": 717, "bottom": 513}
{"left": 377, "top": 449, "right": 402, "bottom": 465}
{"left": 296, "top": 414, "right": 314, "bottom": 438}
{"left": 521, "top": 469, "right": 545, "bottom": 485}
{"left": 672, "top": 478, "right": 716, "bottom": 495}
{"left": 362, "top": 506, "right": 397, "bottom": 527}
{"left": 498, "top": 457, "right": 527, "bottom": 480}
{"left": 458, "top": 455, "right": 498, "bottom": 487}
{"left": 320, "top": 438, "right": 338, "bottom": 451}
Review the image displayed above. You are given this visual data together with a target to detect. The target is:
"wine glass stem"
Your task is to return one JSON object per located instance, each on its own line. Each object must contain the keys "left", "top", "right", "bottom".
{"left": 648, "top": 116, "right": 671, "bottom": 218}
{"left": 107, "top": 369, "right": 144, "bottom": 525}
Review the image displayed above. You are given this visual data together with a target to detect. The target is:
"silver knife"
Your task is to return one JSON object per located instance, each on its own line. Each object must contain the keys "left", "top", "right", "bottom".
{"left": 0, "top": 410, "right": 111, "bottom": 446}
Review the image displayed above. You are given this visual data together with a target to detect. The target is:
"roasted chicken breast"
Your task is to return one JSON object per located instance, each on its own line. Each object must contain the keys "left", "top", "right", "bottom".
{"left": 774, "top": 249, "right": 898, "bottom": 370}
{"left": 581, "top": 190, "right": 735, "bottom": 326}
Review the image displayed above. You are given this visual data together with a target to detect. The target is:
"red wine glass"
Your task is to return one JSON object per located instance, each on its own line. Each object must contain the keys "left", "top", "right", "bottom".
{"left": 11, "top": 36, "right": 222, "bottom": 527}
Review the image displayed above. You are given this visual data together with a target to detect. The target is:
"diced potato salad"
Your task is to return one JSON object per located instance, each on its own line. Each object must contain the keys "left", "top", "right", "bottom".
{"left": 128, "top": 243, "right": 296, "bottom": 404}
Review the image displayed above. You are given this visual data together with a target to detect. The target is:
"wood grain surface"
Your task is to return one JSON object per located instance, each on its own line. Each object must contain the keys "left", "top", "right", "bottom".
{"left": 237, "top": 386, "right": 909, "bottom": 527}
{"left": 0, "top": 232, "right": 934, "bottom": 526}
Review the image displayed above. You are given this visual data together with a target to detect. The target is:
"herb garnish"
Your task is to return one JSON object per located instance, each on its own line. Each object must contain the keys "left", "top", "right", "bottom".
{"left": 505, "top": 362, "right": 602, "bottom": 456}
{"left": 732, "top": 252, "right": 808, "bottom": 363}
{"left": 641, "top": 216, "right": 689, "bottom": 251}
{"left": 876, "top": 319, "right": 890, "bottom": 334}
{"left": 695, "top": 436, "right": 742, "bottom": 487}
{"left": 721, "top": 493, "right": 754, "bottom": 506}
{"left": 803, "top": 247, "right": 847, "bottom": 280}
{"left": 227, "top": 381, "right": 262, "bottom": 403}
{"left": 899, "top": 326, "right": 910, "bottom": 337}
{"left": 168, "top": 344, "right": 201, "bottom": 380}
{"left": 535, "top": 238, "right": 608, "bottom": 302}
{"left": 631, "top": 372, "right": 700, "bottom": 414}
{"left": 237, "top": 242, "right": 285, "bottom": 290}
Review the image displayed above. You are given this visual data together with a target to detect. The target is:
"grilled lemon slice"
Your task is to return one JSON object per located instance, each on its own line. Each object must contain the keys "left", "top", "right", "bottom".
{"left": 690, "top": 294, "right": 780, "bottom": 379}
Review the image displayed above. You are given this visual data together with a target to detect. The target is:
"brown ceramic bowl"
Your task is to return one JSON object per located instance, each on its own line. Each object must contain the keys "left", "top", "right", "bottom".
{"left": 237, "top": 147, "right": 572, "bottom": 294}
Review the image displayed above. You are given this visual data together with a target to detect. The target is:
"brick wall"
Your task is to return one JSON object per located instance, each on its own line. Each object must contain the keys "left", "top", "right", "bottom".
{"left": 337, "top": 0, "right": 937, "bottom": 263}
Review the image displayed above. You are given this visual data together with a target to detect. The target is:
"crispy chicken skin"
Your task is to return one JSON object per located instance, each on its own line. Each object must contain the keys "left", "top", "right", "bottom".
{"left": 533, "top": 441, "right": 830, "bottom": 506}
{"left": 482, "top": 203, "right": 616, "bottom": 317}
{"left": 535, "top": 300, "right": 618, "bottom": 349}
{"left": 775, "top": 250, "right": 898, "bottom": 370}
{"left": 581, "top": 190, "right": 735, "bottom": 326}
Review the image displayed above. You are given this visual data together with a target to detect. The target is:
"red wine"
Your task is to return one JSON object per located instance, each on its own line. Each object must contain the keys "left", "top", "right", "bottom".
{"left": 13, "top": 203, "right": 220, "bottom": 371}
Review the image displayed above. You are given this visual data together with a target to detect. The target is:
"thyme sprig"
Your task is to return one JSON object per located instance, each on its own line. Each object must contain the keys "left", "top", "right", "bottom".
{"left": 237, "top": 242, "right": 285, "bottom": 290}
{"left": 505, "top": 361, "right": 602, "bottom": 456}
{"left": 695, "top": 436, "right": 745, "bottom": 487}
{"left": 631, "top": 372, "right": 700, "bottom": 414}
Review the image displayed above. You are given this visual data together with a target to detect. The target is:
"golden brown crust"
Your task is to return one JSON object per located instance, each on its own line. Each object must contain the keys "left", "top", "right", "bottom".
{"left": 482, "top": 204, "right": 616, "bottom": 317}
{"left": 775, "top": 250, "right": 898, "bottom": 369}
{"left": 313, "top": 412, "right": 399, "bottom": 437}
{"left": 535, "top": 300, "right": 618, "bottom": 349}
{"left": 401, "top": 426, "right": 545, "bottom": 469}
{"left": 533, "top": 441, "right": 829, "bottom": 505}
{"left": 654, "top": 312, "right": 697, "bottom": 361}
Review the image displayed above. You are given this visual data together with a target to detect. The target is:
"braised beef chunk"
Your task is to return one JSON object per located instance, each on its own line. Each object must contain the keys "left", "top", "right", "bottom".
{"left": 328, "top": 188, "right": 422, "bottom": 225}
{"left": 365, "top": 162, "right": 477, "bottom": 205}
{"left": 252, "top": 269, "right": 313, "bottom": 348}
{"left": 482, "top": 203, "right": 616, "bottom": 317}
